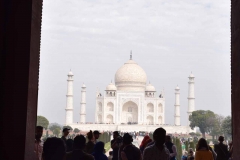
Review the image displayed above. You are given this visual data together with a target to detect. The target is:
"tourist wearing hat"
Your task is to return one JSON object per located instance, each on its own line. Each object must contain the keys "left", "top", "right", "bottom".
{"left": 93, "top": 130, "right": 101, "bottom": 144}
{"left": 61, "top": 128, "right": 70, "bottom": 145}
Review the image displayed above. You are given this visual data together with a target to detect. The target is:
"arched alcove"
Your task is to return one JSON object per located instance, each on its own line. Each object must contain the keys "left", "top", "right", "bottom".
{"left": 98, "top": 102, "right": 102, "bottom": 112}
{"left": 106, "top": 114, "right": 113, "bottom": 123}
{"left": 122, "top": 101, "right": 138, "bottom": 124}
{"left": 158, "top": 116, "right": 162, "bottom": 125}
{"left": 147, "top": 115, "right": 154, "bottom": 125}
{"left": 98, "top": 114, "right": 102, "bottom": 123}
{"left": 158, "top": 103, "right": 163, "bottom": 113}
{"left": 107, "top": 102, "right": 114, "bottom": 111}
{"left": 147, "top": 103, "right": 154, "bottom": 112}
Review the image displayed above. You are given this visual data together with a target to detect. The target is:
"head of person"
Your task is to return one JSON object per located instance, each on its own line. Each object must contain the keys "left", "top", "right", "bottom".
{"left": 35, "top": 126, "right": 43, "bottom": 140}
{"left": 188, "top": 148, "right": 193, "bottom": 156}
{"left": 196, "top": 138, "right": 209, "bottom": 151}
{"left": 63, "top": 128, "right": 70, "bottom": 137}
{"left": 43, "top": 137, "right": 66, "bottom": 160}
{"left": 113, "top": 131, "right": 119, "bottom": 139}
{"left": 142, "top": 135, "right": 150, "bottom": 143}
{"left": 87, "top": 130, "right": 94, "bottom": 141}
{"left": 218, "top": 136, "right": 224, "bottom": 143}
{"left": 93, "top": 130, "right": 101, "bottom": 140}
{"left": 66, "top": 139, "right": 74, "bottom": 152}
{"left": 165, "top": 135, "right": 172, "bottom": 143}
{"left": 94, "top": 141, "right": 105, "bottom": 153}
{"left": 122, "top": 133, "right": 133, "bottom": 145}
{"left": 74, "top": 135, "right": 86, "bottom": 149}
{"left": 145, "top": 138, "right": 153, "bottom": 147}
{"left": 184, "top": 151, "right": 188, "bottom": 156}
{"left": 153, "top": 128, "right": 166, "bottom": 146}
{"left": 109, "top": 151, "right": 113, "bottom": 156}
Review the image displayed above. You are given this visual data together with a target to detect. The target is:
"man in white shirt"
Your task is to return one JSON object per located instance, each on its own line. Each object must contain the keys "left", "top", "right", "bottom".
{"left": 34, "top": 126, "right": 44, "bottom": 160}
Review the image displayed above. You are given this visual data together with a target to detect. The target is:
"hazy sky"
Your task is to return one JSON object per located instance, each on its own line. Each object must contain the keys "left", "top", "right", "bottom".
{"left": 38, "top": 0, "right": 230, "bottom": 126}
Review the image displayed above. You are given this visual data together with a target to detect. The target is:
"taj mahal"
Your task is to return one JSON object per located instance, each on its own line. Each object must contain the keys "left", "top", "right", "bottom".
{"left": 65, "top": 54, "right": 195, "bottom": 133}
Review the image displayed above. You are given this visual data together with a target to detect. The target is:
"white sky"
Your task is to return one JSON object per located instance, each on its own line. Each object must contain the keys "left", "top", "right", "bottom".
{"left": 38, "top": 0, "right": 231, "bottom": 126}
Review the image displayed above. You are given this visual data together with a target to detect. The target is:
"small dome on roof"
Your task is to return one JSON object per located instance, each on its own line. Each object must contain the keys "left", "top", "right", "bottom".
{"left": 189, "top": 73, "right": 194, "bottom": 78}
{"left": 82, "top": 83, "right": 86, "bottom": 87}
{"left": 106, "top": 83, "right": 117, "bottom": 91}
{"left": 68, "top": 71, "right": 73, "bottom": 76}
{"left": 145, "top": 83, "right": 156, "bottom": 92}
{"left": 175, "top": 86, "right": 180, "bottom": 90}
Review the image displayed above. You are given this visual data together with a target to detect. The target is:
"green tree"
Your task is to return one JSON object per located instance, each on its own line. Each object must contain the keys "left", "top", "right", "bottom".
{"left": 49, "top": 124, "right": 61, "bottom": 132}
{"left": 189, "top": 110, "right": 216, "bottom": 138}
{"left": 189, "top": 141, "right": 195, "bottom": 151}
{"left": 37, "top": 115, "right": 49, "bottom": 129}
{"left": 196, "top": 133, "right": 201, "bottom": 137}
{"left": 73, "top": 128, "right": 80, "bottom": 133}
{"left": 221, "top": 116, "right": 232, "bottom": 140}
{"left": 176, "top": 138, "right": 182, "bottom": 160}
{"left": 209, "top": 114, "right": 224, "bottom": 140}
{"left": 185, "top": 141, "right": 189, "bottom": 151}
{"left": 53, "top": 128, "right": 60, "bottom": 137}
{"left": 63, "top": 125, "right": 73, "bottom": 130}
{"left": 189, "top": 132, "right": 196, "bottom": 137}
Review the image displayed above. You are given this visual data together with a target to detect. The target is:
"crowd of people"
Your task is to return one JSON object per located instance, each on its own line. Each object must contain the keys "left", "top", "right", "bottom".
{"left": 34, "top": 126, "right": 233, "bottom": 160}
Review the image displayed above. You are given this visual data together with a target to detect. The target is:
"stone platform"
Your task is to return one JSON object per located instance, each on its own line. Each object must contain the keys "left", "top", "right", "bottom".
{"left": 69, "top": 123, "right": 194, "bottom": 134}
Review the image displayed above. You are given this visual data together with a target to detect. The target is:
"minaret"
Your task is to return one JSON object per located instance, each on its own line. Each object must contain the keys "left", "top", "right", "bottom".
{"left": 187, "top": 73, "right": 195, "bottom": 126}
{"left": 65, "top": 70, "right": 74, "bottom": 125}
{"left": 174, "top": 86, "right": 181, "bottom": 125}
{"left": 80, "top": 83, "right": 86, "bottom": 123}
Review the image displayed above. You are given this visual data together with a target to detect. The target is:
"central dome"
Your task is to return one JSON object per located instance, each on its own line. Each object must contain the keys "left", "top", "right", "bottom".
{"left": 115, "top": 59, "right": 147, "bottom": 91}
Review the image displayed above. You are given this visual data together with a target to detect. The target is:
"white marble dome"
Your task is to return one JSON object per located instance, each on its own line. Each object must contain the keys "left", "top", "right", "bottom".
{"left": 106, "top": 82, "right": 117, "bottom": 90}
{"left": 146, "top": 83, "right": 156, "bottom": 92}
{"left": 115, "top": 59, "right": 147, "bottom": 91}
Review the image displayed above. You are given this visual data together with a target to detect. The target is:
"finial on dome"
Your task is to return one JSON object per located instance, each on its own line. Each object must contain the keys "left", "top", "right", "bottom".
{"left": 130, "top": 51, "right": 132, "bottom": 60}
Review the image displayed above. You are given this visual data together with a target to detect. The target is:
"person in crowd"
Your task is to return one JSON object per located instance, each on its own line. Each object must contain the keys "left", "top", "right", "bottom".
{"left": 194, "top": 138, "right": 214, "bottom": 160}
{"left": 228, "top": 141, "right": 233, "bottom": 160}
{"left": 66, "top": 139, "right": 74, "bottom": 152}
{"left": 208, "top": 145, "right": 217, "bottom": 160}
{"left": 93, "top": 130, "right": 101, "bottom": 143}
{"left": 34, "top": 126, "right": 44, "bottom": 160}
{"left": 165, "top": 135, "right": 177, "bottom": 160}
{"left": 187, "top": 148, "right": 194, "bottom": 160}
{"left": 140, "top": 135, "right": 151, "bottom": 153}
{"left": 84, "top": 130, "right": 95, "bottom": 154}
{"left": 108, "top": 151, "right": 113, "bottom": 160}
{"left": 143, "top": 128, "right": 170, "bottom": 160}
{"left": 119, "top": 133, "right": 142, "bottom": 160}
{"left": 111, "top": 131, "right": 122, "bottom": 160}
{"left": 214, "top": 136, "right": 229, "bottom": 160}
{"left": 92, "top": 141, "right": 108, "bottom": 160}
{"left": 181, "top": 151, "right": 188, "bottom": 160}
{"left": 61, "top": 128, "right": 71, "bottom": 144}
{"left": 42, "top": 137, "right": 66, "bottom": 160}
{"left": 66, "top": 135, "right": 94, "bottom": 160}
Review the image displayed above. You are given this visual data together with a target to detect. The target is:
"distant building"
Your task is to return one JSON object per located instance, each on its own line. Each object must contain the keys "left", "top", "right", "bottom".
{"left": 65, "top": 54, "right": 196, "bottom": 133}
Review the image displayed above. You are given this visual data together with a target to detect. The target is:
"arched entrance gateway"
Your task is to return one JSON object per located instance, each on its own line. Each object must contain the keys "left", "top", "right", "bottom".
{"left": 122, "top": 101, "right": 138, "bottom": 124}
